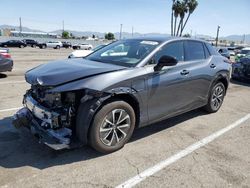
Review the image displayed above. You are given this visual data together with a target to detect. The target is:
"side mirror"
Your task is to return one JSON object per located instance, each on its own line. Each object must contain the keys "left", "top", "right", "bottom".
{"left": 154, "top": 55, "right": 178, "bottom": 71}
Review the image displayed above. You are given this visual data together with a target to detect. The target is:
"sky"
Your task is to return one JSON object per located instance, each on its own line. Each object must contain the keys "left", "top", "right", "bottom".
{"left": 0, "top": 0, "right": 249, "bottom": 37}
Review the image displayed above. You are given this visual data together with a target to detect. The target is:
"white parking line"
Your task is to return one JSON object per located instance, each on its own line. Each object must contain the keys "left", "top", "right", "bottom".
{"left": 116, "top": 113, "right": 250, "bottom": 188}
{"left": 0, "top": 107, "right": 22, "bottom": 113}
{"left": 0, "top": 80, "right": 26, "bottom": 85}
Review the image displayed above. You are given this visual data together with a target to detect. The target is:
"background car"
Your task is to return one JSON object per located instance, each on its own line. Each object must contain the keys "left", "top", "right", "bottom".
{"left": 217, "top": 47, "right": 230, "bottom": 59}
{"left": 46, "top": 41, "right": 63, "bottom": 49}
{"left": 72, "top": 43, "right": 93, "bottom": 50}
{"left": 235, "top": 47, "right": 250, "bottom": 61}
{"left": 232, "top": 55, "right": 250, "bottom": 81}
{"left": 227, "top": 47, "right": 235, "bottom": 56}
{"left": 0, "top": 40, "right": 27, "bottom": 48}
{"left": 68, "top": 44, "right": 107, "bottom": 58}
{"left": 62, "top": 41, "right": 72, "bottom": 48}
{"left": 0, "top": 49, "right": 13, "bottom": 72}
{"left": 22, "top": 39, "right": 39, "bottom": 47}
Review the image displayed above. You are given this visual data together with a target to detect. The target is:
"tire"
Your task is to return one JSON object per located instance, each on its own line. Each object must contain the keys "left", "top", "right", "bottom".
{"left": 88, "top": 100, "right": 135, "bottom": 153}
{"left": 32, "top": 44, "right": 36, "bottom": 48}
{"left": 88, "top": 47, "right": 92, "bottom": 50}
{"left": 204, "top": 82, "right": 226, "bottom": 113}
{"left": 20, "top": 45, "right": 24, "bottom": 48}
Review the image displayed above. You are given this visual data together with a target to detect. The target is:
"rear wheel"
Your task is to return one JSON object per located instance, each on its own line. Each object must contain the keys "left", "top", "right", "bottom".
{"left": 89, "top": 101, "right": 135, "bottom": 153}
{"left": 204, "top": 82, "right": 225, "bottom": 113}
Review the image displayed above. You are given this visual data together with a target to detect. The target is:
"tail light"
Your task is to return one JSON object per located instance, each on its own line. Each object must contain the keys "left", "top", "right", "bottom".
{"left": 0, "top": 52, "right": 11, "bottom": 58}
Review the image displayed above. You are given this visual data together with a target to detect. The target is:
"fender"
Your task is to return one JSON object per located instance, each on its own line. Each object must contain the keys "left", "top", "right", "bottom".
{"left": 76, "top": 87, "right": 142, "bottom": 145}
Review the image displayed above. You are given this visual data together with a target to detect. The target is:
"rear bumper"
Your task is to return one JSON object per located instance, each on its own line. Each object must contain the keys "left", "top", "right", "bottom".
{"left": 12, "top": 95, "right": 76, "bottom": 150}
{"left": 0, "top": 59, "right": 13, "bottom": 72}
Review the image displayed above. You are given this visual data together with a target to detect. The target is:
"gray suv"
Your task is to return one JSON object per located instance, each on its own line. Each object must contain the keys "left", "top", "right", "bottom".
{"left": 13, "top": 37, "right": 231, "bottom": 153}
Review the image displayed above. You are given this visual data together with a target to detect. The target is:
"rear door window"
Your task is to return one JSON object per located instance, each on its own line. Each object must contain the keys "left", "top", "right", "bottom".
{"left": 184, "top": 41, "right": 205, "bottom": 61}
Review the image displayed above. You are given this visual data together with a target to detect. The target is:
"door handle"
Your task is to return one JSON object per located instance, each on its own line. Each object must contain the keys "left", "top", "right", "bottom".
{"left": 180, "top": 70, "right": 189, "bottom": 76}
{"left": 210, "top": 64, "right": 216, "bottom": 69}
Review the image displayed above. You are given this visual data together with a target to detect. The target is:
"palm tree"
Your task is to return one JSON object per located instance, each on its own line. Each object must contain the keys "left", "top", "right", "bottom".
{"left": 172, "top": 0, "right": 181, "bottom": 36}
{"left": 176, "top": 1, "right": 187, "bottom": 36}
{"left": 180, "top": 0, "right": 198, "bottom": 36}
{"left": 171, "top": 0, "right": 176, "bottom": 36}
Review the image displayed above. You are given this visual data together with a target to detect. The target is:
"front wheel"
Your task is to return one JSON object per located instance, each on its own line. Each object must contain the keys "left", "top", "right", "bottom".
{"left": 204, "top": 82, "right": 226, "bottom": 113}
{"left": 89, "top": 101, "right": 135, "bottom": 153}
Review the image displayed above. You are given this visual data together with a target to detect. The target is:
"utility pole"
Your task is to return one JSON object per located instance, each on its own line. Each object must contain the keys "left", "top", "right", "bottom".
{"left": 132, "top": 26, "right": 134, "bottom": 37}
{"left": 19, "top": 17, "right": 22, "bottom": 37}
{"left": 62, "top": 20, "right": 64, "bottom": 32}
{"left": 215, "top": 25, "right": 220, "bottom": 47}
{"left": 119, "top": 24, "right": 123, "bottom": 40}
{"left": 242, "top": 34, "right": 245, "bottom": 44}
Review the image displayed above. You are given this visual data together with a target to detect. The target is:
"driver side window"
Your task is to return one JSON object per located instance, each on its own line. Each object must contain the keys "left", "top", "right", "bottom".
{"left": 149, "top": 41, "right": 184, "bottom": 64}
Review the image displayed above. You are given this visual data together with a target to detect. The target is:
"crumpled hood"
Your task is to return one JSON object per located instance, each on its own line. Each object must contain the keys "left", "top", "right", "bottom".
{"left": 25, "top": 58, "right": 125, "bottom": 86}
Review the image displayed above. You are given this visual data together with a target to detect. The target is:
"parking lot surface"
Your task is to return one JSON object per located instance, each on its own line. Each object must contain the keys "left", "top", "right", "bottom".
{"left": 0, "top": 48, "right": 250, "bottom": 188}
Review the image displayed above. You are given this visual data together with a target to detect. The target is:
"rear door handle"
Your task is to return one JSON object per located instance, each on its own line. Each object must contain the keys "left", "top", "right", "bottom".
{"left": 210, "top": 64, "right": 216, "bottom": 69}
{"left": 180, "top": 70, "right": 189, "bottom": 76}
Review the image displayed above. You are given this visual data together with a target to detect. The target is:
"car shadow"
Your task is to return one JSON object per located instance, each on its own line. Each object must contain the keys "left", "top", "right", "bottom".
{"left": 0, "top": 109, "right": 206, "bottom": 170}
{"left": 0, "top": 73, "right": 7, "bottom": 79}
{"left": 230, "top": 79, "right": 250, "bottom": 87}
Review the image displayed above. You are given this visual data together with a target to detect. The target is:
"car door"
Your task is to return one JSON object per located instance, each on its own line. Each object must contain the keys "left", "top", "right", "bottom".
{"left": 183, "top": 40, "right": 212, "bottom": 106}
{"left": 146, "top": 41, "right": 194, "bottom": 123}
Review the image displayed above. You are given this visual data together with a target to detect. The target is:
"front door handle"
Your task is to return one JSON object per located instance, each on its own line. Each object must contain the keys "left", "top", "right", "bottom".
{"left": 210, "top": 64, "right": 216, "bottom": 69}
{"left": 180, "top": 70, "right": 189, "bottom": 76}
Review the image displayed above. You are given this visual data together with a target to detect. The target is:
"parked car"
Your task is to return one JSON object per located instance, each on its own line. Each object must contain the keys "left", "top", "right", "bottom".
{"left": 62, "top": 41, "right": 72, "bottom": 48}
{"left": 68, "top": 44, "right": 107, "bottom": 58}
{"left": 227, "top": 47, "right": 235, "bottom": 56}
{"left": 46, "top": 41, "right": 63, "bottom": 49}
{"left": 0, "top": 40, "right": 27, "bottom": 48}
{"left": 37, "top": 42, "right": 47, "bottom": 49}
{"left": 235, "top": 47, "right": 250, "bottom": 61}
{"left": 22, "top": 39, "right": 39, "bottom": 47}
{"left": 0, "top": 49, "right": 13, "bottom": 72}
{"left": 13, "top": 37, "right": 230, "bottom": 153}
{"left": 217, "top": 47, "right": 230, "bottom": 59}
{"left": 72, "top": 43, "right": 93, "bottom": 50}
{"left": 231, "top": 55, "right": 250, "bottom": 81}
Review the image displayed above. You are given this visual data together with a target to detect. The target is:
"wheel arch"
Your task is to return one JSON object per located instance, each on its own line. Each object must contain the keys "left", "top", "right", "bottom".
{"left": 76, "top": 90, "right": 140, "bottom": 145}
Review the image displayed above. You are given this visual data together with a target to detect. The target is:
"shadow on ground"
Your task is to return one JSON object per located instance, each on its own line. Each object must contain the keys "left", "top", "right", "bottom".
{"left": 0, "top": 73, "right": 7, "bottom": 79}
{"left": 0, "top": 109, "right": 206, "bottom": 170}
{"left": 230, "top": 79, "right": 250, "bottom": 87}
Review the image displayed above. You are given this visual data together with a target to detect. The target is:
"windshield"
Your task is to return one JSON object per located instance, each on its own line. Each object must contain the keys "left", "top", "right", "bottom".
{"left": 86, "top": 39, "right": 160, "bottom": 67}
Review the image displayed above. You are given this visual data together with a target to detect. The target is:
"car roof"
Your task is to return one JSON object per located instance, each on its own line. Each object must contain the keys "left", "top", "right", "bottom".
{"left": 242, "top": 47, "right": 250, "bottom": 50}
{"left": 124, "top": 36, "right": 207, "bottom": 44}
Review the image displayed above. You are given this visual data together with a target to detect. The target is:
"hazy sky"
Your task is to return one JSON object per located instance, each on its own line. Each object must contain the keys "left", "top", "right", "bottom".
{"left": 0, "top": 0, "right": 249, "bottom": 36}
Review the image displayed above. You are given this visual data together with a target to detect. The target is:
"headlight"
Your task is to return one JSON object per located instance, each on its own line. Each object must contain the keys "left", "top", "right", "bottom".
{"left": 37, "top": 77, "right": 44, "bottom": 85}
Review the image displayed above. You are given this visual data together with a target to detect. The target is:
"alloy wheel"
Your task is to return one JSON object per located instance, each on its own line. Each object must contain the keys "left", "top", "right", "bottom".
{"left": 211, "top": 85, "right": 224, "bottom": 110}
{"left": 99, "top": 109, "right": 131, "bottom": 146}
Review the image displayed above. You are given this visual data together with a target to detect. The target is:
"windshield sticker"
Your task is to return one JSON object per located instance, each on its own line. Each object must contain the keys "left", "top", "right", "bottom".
{"left": 140, "top": 41, "right": 159, "bottom": 45}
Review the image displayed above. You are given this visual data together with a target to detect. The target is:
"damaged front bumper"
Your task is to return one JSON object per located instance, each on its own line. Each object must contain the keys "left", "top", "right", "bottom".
{"left": 12, "top": 95, "right": 74, "bottom": 150}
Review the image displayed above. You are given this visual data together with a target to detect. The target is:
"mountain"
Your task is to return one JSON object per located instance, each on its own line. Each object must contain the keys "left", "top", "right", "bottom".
{"left": 0, "top": 24, "right": 44, "bottom": 33}
{"left": 222, "top": 35, "right": 250, "bottom": 43}
{"left": 0, "top": 25, "right": 249, "bottom": 43}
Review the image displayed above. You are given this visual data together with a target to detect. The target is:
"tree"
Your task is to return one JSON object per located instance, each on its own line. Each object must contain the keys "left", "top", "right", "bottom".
{"left": 176, "top": 1, "right": 188, "bottom": 36}
{"left": 170, "top": 0, "right": 176, "bottom": 36}
{"left": 171, "top": 0, "right": 198, "bottom": 37}
{"left": 180, "top": 0, "right": 198, "bottom": 36}
{"left": 183, "top": 33, "right": 191, "bottom": 38}
{"left": 62, "top": 31, "right": 70, "bottom": 39}
{"left": 105, "top": 32, "right": 115, "bottom": 40}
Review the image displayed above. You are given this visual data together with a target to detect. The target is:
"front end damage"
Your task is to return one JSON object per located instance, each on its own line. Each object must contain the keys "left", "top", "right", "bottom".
{"left": 12, "top": 85, "right": 105, "bottom": 150}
